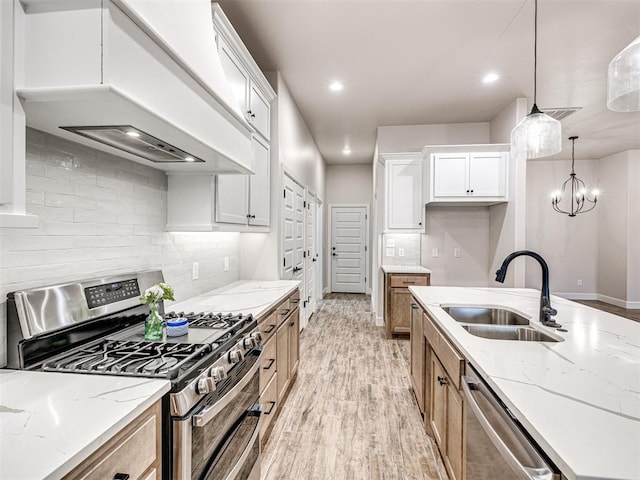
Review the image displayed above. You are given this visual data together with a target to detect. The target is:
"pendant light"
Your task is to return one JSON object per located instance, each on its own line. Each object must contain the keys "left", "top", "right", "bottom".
{"left": 511, "top": 0, "right": 562, "bottom": 159}
{"left": 551, "top": 136, "right": 598, "bottom": 217}
{"left": 607, "top": 35, "right": 640, "bottom": 112}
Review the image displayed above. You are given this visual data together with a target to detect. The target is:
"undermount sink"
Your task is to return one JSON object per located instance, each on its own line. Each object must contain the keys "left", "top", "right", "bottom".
{"left": 443, "top": 306, "right": 529, "bottom": 326}
{"left": 461, "top": 325, "right": 561, "bottom": 342}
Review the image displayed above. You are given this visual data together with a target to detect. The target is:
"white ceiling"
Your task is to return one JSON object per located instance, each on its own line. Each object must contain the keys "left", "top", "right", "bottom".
{"left": 217, "top": 0, "right": 640, "bottom": 165}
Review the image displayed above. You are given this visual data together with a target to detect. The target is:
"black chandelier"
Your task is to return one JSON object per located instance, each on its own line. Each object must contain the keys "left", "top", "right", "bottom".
{"left": 551, "top": 136, "right": 599, "bottom": 217}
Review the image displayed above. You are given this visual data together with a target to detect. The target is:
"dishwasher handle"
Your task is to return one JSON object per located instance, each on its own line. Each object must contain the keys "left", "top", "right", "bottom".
{"left": 462, "top": 375, "right": 557, "bottom": 480}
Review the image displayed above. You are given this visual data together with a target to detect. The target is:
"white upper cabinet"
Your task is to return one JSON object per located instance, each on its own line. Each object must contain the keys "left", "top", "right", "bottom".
{"left": 213, "top": 5, "right": 274, "bottom": 142}
{"left": 383, "top": 154, "right": 424, "bottom": 232}
{"left": 248, "top": 136, "right": 270, "bottom": 226}
{"left": 424, "top": 145, "right": 509, "bottom": 206}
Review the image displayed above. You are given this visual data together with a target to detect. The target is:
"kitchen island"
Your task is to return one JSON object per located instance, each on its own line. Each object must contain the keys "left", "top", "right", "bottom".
{"left": 409, "top": 286, "right": 640, "bottom": 480}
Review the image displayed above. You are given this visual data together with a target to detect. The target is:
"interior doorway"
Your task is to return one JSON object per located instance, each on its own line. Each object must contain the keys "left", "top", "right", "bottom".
{"left": 329, "top": 205, "right": 368, "bottom": 294}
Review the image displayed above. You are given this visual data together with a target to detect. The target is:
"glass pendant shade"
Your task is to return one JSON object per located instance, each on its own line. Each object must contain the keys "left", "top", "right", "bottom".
{"left": 607, "top": 35, "right": 640, "bottom": 112}
{"left": 511, "top": 105, "right": 562, "bottom": 159}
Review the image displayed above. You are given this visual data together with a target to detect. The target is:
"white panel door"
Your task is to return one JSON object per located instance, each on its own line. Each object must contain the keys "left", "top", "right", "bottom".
{"left": 433, "top": 153, "right": 469, "bottom": 197}
{"left": 331, "top": 206, "right": 366, "bottom": 293}
{"left": 468, "top": 153, "right": 507, "bottom": 197}
{"left": 282, "top": 174, "right": 305, "bottom": 287}
{"left": 305, "top": 192, "right": 316, "bottom": 325}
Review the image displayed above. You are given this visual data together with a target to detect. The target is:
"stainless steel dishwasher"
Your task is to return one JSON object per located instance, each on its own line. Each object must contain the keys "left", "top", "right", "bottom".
{"left": 462, "top": 364, "right": 561, "bottom": 480}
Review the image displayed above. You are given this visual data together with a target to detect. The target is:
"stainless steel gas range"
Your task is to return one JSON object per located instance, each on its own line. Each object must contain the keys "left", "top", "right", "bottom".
{"left": 6, "top": 270, "right": 262, "bottom": 480}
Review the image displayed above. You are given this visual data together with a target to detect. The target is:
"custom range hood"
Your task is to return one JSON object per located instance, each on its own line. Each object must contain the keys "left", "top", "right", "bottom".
{"left": 16, "top": 0, "right": 254, "bottom": 173}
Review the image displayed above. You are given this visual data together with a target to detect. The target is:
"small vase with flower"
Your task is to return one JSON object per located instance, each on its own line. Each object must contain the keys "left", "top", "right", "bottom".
{"left": 139, "top": 282, "right": 175, "bottom": 341}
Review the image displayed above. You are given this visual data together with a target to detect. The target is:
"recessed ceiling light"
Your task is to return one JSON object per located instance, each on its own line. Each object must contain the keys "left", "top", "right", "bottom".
{"left": 482, "top": 72, "right": 500, "bottom": 83}
{"left": 342, "top": 147, "right": 351, "bottom": 155}
{"left": 125, "top": 130, "right": 141, "bottom": 137}
{"left": 329, "top": 81, "right": 344, "bottom": 92}
{"left": 184, "top": 156, "right": 195, "bottom": 162}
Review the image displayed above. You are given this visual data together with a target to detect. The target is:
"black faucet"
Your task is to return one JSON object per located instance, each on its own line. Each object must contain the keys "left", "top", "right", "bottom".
{"left": 495, "top": 250, "right": 561, "bottom": 328}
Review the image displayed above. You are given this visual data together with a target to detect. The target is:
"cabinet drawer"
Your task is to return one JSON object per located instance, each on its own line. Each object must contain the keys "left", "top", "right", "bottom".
{"left": 259, "top": 372, "right": 278, "bottom": 442}
{"left": 289, "top": 290, "right": 301, "bottom": 310}
{"left": 257, "top": 310, "right": 278, "bottom": 343}
{"left": 69, "top": 405, "right": 158, "bottom": 480}
{"left": 423, "top": 312, "right": 464, "bottom": 389}
{"left": 260, "top": 333, "right": 277, "bottom": 390}
{"left": 277, "top": 298, "right": 292, "bottom": 324}
{"left": 390, "top": 275, "right": 429, "bottom": 288}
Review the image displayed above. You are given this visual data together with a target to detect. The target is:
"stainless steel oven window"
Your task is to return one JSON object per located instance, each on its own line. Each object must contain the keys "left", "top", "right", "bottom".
{"left": 173, "top": 356, "right": 261, "bottom": 480}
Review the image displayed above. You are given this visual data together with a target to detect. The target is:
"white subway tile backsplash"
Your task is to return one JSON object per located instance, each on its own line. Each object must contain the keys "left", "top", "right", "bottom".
{"left": 0, "top": 129, "right": 242, "bottom": 367}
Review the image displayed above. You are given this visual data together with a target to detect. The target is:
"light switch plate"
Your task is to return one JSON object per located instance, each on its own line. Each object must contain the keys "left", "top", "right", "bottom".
{"left": 431, "top": 248, "right": 439, "bottom": 258}
{"left": 386, "top": 248, "right": 395, "bottom": 257}
{"left": 386, "top": 239, "right": 395, "bottom": 248}
{"left": 398, "top": 248, "right": 405, "bottom": 257}
{"left": 454, "top": 248, "right": 461, "bottom": 258}
{"left": 224, "top": 257, "right": 230, "bottom": 271}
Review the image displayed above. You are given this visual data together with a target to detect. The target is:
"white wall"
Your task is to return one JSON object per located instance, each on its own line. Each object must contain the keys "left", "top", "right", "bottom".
{"left": 240, "top": 73, "right": 326, "bottom": 285}
{"left": 627, "top": 154, "right": 640, "bottom": 303}
{"left": 422, "top": 206, "right": 491, "bottom": 287}
{"left": 525, "top": 158, "right": 599, "bottom": 295}
{"left": 0, "top": 129, "right": 242, "bottom": 366}
{"left": 325, "top": 164, "right": 372, "bottom": 205}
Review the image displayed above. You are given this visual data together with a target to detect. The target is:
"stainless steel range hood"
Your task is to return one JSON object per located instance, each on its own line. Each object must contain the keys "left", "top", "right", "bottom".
{"left": 16, "top": 0, "right": 254, "bottom": 174}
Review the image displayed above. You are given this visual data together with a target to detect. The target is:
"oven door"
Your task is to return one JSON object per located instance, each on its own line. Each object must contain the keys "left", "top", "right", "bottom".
{"left": 173, "top": 354, "right": 261, "bottom": 480}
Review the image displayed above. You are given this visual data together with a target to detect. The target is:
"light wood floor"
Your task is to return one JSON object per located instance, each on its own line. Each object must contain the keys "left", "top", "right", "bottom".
{"left": 574, "top": 300, "right": 640, "bottom": 323}
{"left": 261, "top": 293, "right": 448, "bottom": 480}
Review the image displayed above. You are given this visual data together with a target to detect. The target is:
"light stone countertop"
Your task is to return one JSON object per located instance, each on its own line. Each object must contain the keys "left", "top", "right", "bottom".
{"left": 381, "top": 265, "right": 432, "bottom": 274}
{"left": 409, "top": 286, "right": 640, "bottom": 480}
{"left": 168, "top": 279, "right": 301, "bottom": 319}
{"left": 0, "top": 370, "right": 170, "bottom": 480}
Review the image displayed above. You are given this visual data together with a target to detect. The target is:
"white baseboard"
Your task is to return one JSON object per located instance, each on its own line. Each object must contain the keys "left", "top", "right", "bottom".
{"left": 556, "top": 292, "right": 598, "bottom": 301}
{"left": 322, "top": 287, "right": 329, "bottom": 297}
{"left": 375, "top": 315, "right": 384, "bottom": 327}
{"left": 597, "top": 294, "right": 640, "bottom": 310}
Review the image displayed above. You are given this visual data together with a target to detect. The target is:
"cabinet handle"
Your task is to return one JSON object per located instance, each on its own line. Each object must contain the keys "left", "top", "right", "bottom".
{"left": 114, "top": 475, "right": 130, "bottom": 480}
{"left": 470, "top": 189, "right": 474, "bottom": 194}
{"left": 418, "top": 222, "right": 422, "bottom": 226}
{"left": 247, "top": 110, "right": 256, "bottom": 118}
{"left": 264, "top": 324, "right": 276, "bottom": 334}
{"left": 437, "top": 375, "right": 448, "bottom": 386}
{"left": 411, "top": 303, "right": 418, "bottom": 308}
{"left": 291, "top": 298, "right": 300, "bottom": 304}
{"left": 280, "top": 309, "right": 290, "bottom": 316}
{"left": 290, "top": 321, "right": 295, "bottom": 327}
{"left": 263, "top": 358, "right": 275, "bottom": 370}
{"left": 264, "top": 400, "right": 276, "bottom": 415}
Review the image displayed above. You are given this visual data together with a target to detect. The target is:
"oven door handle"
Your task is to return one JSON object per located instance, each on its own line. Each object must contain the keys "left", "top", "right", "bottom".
{"left": 222, "top": 410, "right": 262, "bottom": 480}
{"left": 461, "top": 376, "right": 556, "bottom": 480}
{"left": 193, "top": 360, "right": 260, "bottom": 428}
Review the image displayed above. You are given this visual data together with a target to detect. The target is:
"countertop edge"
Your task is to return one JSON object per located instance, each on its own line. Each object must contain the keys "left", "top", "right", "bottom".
{"left": 381, "top": 265, "right": 432, "bottom": 274}
{"left": 47, "top": 381, "right": 171, "bottom": 480}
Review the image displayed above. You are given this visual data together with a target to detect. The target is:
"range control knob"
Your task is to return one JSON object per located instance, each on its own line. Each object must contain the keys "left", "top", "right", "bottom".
{"left": 228, "top": 349, "right": 245, "bottom": 363}
{"left": 196, "top": 377, "right": 216, "bottom": 394}
{"left": 250, "top": 331, "right": 263, "bottom": 346}
{"left": 242, "top": 336, "right": 257, "bottom": 349}
{"left": 210, "top": 366, "right": 227, "bottom": 382}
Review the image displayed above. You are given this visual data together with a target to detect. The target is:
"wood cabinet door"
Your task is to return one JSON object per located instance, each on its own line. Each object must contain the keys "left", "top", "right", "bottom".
{"left": 445, "top": 383, "right": 464, "bottom": 480}
{"left": 410, "top": 302, "right": 425, "bottom": 414}
{"left": 430, "top": 356, "right": 447, "bottom": 449}
{"left": 276, "top": 321, "right": 290, "bottom": 401}
{"left": 433, "top": 153, "right": 468, "bottom": 197}
{"left": 386, "top": 158, "right": 423, "bottom": 230}
{"left": 248, "top": 136, "right": 270, "bottom": 226}
{"left": 389, "top": 288, "right": 412, "bottom": 334}
{"left": 288, "top": 308, "right": 300, "bottom": 378}
{"left": 468, "top": 152, "right": 507, "bottom": 197}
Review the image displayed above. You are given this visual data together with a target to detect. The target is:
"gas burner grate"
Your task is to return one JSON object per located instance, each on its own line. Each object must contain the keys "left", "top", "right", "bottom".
{"left": 41, "top": 340, "right": 212, "bottom": 379}
{"left": 165, "top": 311, "right": 248, "bottom": 329}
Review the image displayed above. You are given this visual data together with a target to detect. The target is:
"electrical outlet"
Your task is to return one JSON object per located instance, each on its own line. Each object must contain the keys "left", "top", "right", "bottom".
{"left": 577, "top": 279, "right": 583, "bottom": 287}
{"left": 432, "top": 248, "right": 439, "bottom": 258}
{"left": 386, "top": 248, "right": 395, "bottom": 257}
{"left": 398, "top": 248, "right": 405, "bottom": 257}
{"left": 192, "top": 262, "right": 199, "bottom": 280}
{"left": 224, "top": 256, "right": 230, "bottom": 272}
{"left": 454, "top": 248, "right": 461, "bottom": 258}
{"left": 386, "top": 239, "right": 395, "bottom": 248}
